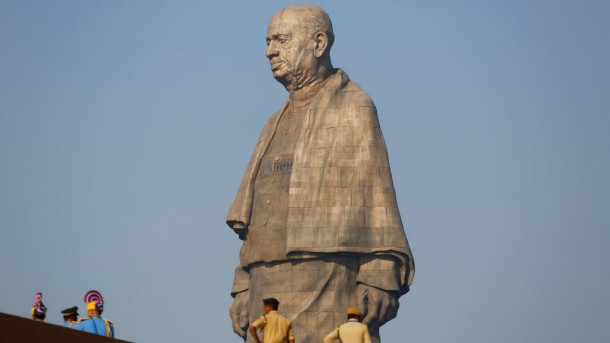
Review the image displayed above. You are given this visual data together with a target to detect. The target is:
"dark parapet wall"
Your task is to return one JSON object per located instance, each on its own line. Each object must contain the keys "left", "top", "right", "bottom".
{"left": 0, "top": 312, "right": 132, "bottom": 343}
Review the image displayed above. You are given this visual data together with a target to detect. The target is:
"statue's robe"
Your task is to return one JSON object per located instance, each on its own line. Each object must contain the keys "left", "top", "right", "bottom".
{"left": 227, "top": 69, "right": 414, "bottom": 342}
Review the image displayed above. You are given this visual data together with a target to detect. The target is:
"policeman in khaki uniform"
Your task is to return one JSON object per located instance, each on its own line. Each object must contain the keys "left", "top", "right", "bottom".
{"left": 249, "top": 298, "right": 294, "bottom": 343}
{"left": 324, "top": 308, "right": 372, "bottom": 343}
{"left": 60, "top": 306, "right": 81, "bottom": 329}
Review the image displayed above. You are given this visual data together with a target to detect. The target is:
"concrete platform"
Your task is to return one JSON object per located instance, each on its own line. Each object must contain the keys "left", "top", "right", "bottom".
{"left": 0, "top": 312, "right": 132, "bottom": 343}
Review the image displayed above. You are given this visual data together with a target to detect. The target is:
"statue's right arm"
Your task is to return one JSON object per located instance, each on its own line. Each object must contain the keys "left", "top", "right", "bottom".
{"left": 230, "top": 265, "right": 250, "bottom": 340}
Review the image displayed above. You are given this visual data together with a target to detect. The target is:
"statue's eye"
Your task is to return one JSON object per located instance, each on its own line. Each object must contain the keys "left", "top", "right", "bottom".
{"left": 277, "top": 35, "right": 290, "bottom": 44}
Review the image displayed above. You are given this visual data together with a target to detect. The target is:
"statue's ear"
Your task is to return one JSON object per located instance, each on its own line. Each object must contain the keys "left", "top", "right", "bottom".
{"left": 313, "top": 31, "right": 329, "bottom": 58}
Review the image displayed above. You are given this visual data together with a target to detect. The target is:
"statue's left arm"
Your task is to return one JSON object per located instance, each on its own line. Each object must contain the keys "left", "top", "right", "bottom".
{"left": 356, "top": 255, "right": 404, "bottom": 330}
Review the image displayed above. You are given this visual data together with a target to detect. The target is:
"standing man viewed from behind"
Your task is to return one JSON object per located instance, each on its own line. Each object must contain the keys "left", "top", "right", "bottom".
{"left": 60, "top": 306, "right": 81, "bottom": 329}
{"left": 79, "top": 290, "right": 114, "bottom": 338}
{"left": 249, "top": 298, "right": 294, "bottom": 343}
{"left": 324, "top": 308, "right": 371, "bottom": 343}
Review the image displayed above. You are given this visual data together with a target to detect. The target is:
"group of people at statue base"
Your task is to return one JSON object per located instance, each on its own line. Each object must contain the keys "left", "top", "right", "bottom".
{"left": 250, "top": 298, "right": 371, "bottom": 343}
{"left": 30, "top": 290, "right": 114, "bottom": 338}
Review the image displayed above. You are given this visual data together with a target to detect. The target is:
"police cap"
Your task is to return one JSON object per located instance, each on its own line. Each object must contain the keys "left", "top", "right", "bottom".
{"left": 61, "top": 306, "right": 79, "bottom": 316}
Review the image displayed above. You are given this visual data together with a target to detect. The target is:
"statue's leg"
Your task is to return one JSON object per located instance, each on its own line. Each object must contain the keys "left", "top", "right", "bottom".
{"left": 247, "top": 256, "right": 361, "bottom": 343}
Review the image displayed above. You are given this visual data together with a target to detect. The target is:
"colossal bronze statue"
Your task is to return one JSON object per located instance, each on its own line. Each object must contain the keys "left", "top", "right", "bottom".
{"left": 226, "top": 5, "right": 414, "bottom": 343}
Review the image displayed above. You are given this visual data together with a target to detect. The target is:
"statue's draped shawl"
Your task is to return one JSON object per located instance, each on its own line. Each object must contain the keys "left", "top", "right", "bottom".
{"left": 227, "top": 69, "right": 414, "bottom": 292}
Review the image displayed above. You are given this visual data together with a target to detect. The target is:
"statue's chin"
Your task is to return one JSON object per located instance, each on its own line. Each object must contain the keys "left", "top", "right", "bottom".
{"left": 273, "top": 75, "right": 293, "bottom": 89}
{"left": 272, "top": 69, "right": 305, "bottom": 92}
{"left": 272, "top": 70, "right": 286, "bottom": 79}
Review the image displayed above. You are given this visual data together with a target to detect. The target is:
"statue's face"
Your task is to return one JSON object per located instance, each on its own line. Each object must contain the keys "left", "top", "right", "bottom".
{"left": 265, "top": 10, "right": 316, "bottom": 88}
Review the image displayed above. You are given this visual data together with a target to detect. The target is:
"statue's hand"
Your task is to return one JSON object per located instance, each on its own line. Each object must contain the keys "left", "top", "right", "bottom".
{"left": 357, "top": 283, "right": 400, "bottom": 331}
{"left": 230, "top": 290, "right": 250, "bottom": 340}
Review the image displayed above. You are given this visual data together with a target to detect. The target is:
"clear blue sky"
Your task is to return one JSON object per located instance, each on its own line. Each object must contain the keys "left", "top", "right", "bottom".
{"left": 1, "top": 1, "right": 609, "bottom": 342}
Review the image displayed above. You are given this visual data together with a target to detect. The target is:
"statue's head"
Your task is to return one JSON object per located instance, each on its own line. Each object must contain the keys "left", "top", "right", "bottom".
{"left": 266, "top": 5, "right": 334, "bottom": 93}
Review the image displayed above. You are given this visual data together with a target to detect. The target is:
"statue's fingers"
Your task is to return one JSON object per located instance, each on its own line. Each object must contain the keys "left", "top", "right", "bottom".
{"left": 230, "top": 297, "right": 249, "bottom": 337}
{"left": 230, "top": 305, "right": 239, "bottom": 323}
{"left": 232, "top": 322, "right": 247, "bottom": 339}
{"left": 357, "top": 284, "right": 369, "bottom": 318}
{"left": 239, "top": 314, "right": 249, "bottom": 332}
{"left": 375, "top": 293, "right": 389, "bottom": 326}
{"left": 376, "top": 293, "right": 399, "bottom": 327}
{"left": 363, "top": 289, "right": 382, "bottom": 329}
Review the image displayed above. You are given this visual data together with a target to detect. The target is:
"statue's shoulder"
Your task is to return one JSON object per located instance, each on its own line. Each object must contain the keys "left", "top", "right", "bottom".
{"left": 342, "top": 80, "right": 374, "bottom": 108}
{"left": 266, "top": 105, "right": 286, "bottom": 128}
{"left": 330, "top": 70, "right": 375, "bottom": 108}
{"left": 258, "top": 101, "right": 288, "bottom": 130}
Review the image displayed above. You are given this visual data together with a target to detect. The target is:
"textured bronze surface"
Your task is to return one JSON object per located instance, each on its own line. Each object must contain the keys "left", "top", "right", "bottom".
{"left": 225, "top": 5, "right": 414, "bottom": 343}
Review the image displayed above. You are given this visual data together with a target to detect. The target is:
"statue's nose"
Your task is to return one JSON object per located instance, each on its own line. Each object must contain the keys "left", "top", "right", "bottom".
{"left": 266, "top": 42, "right": 278, "bottom": 58}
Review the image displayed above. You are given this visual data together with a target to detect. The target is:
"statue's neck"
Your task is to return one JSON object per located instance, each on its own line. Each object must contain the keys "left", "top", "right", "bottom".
{"left": 288, "top": 66, "right": 335, "bottom": 104}
{"left": 287, "top": 62, "right": 334, "bottom": 96}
